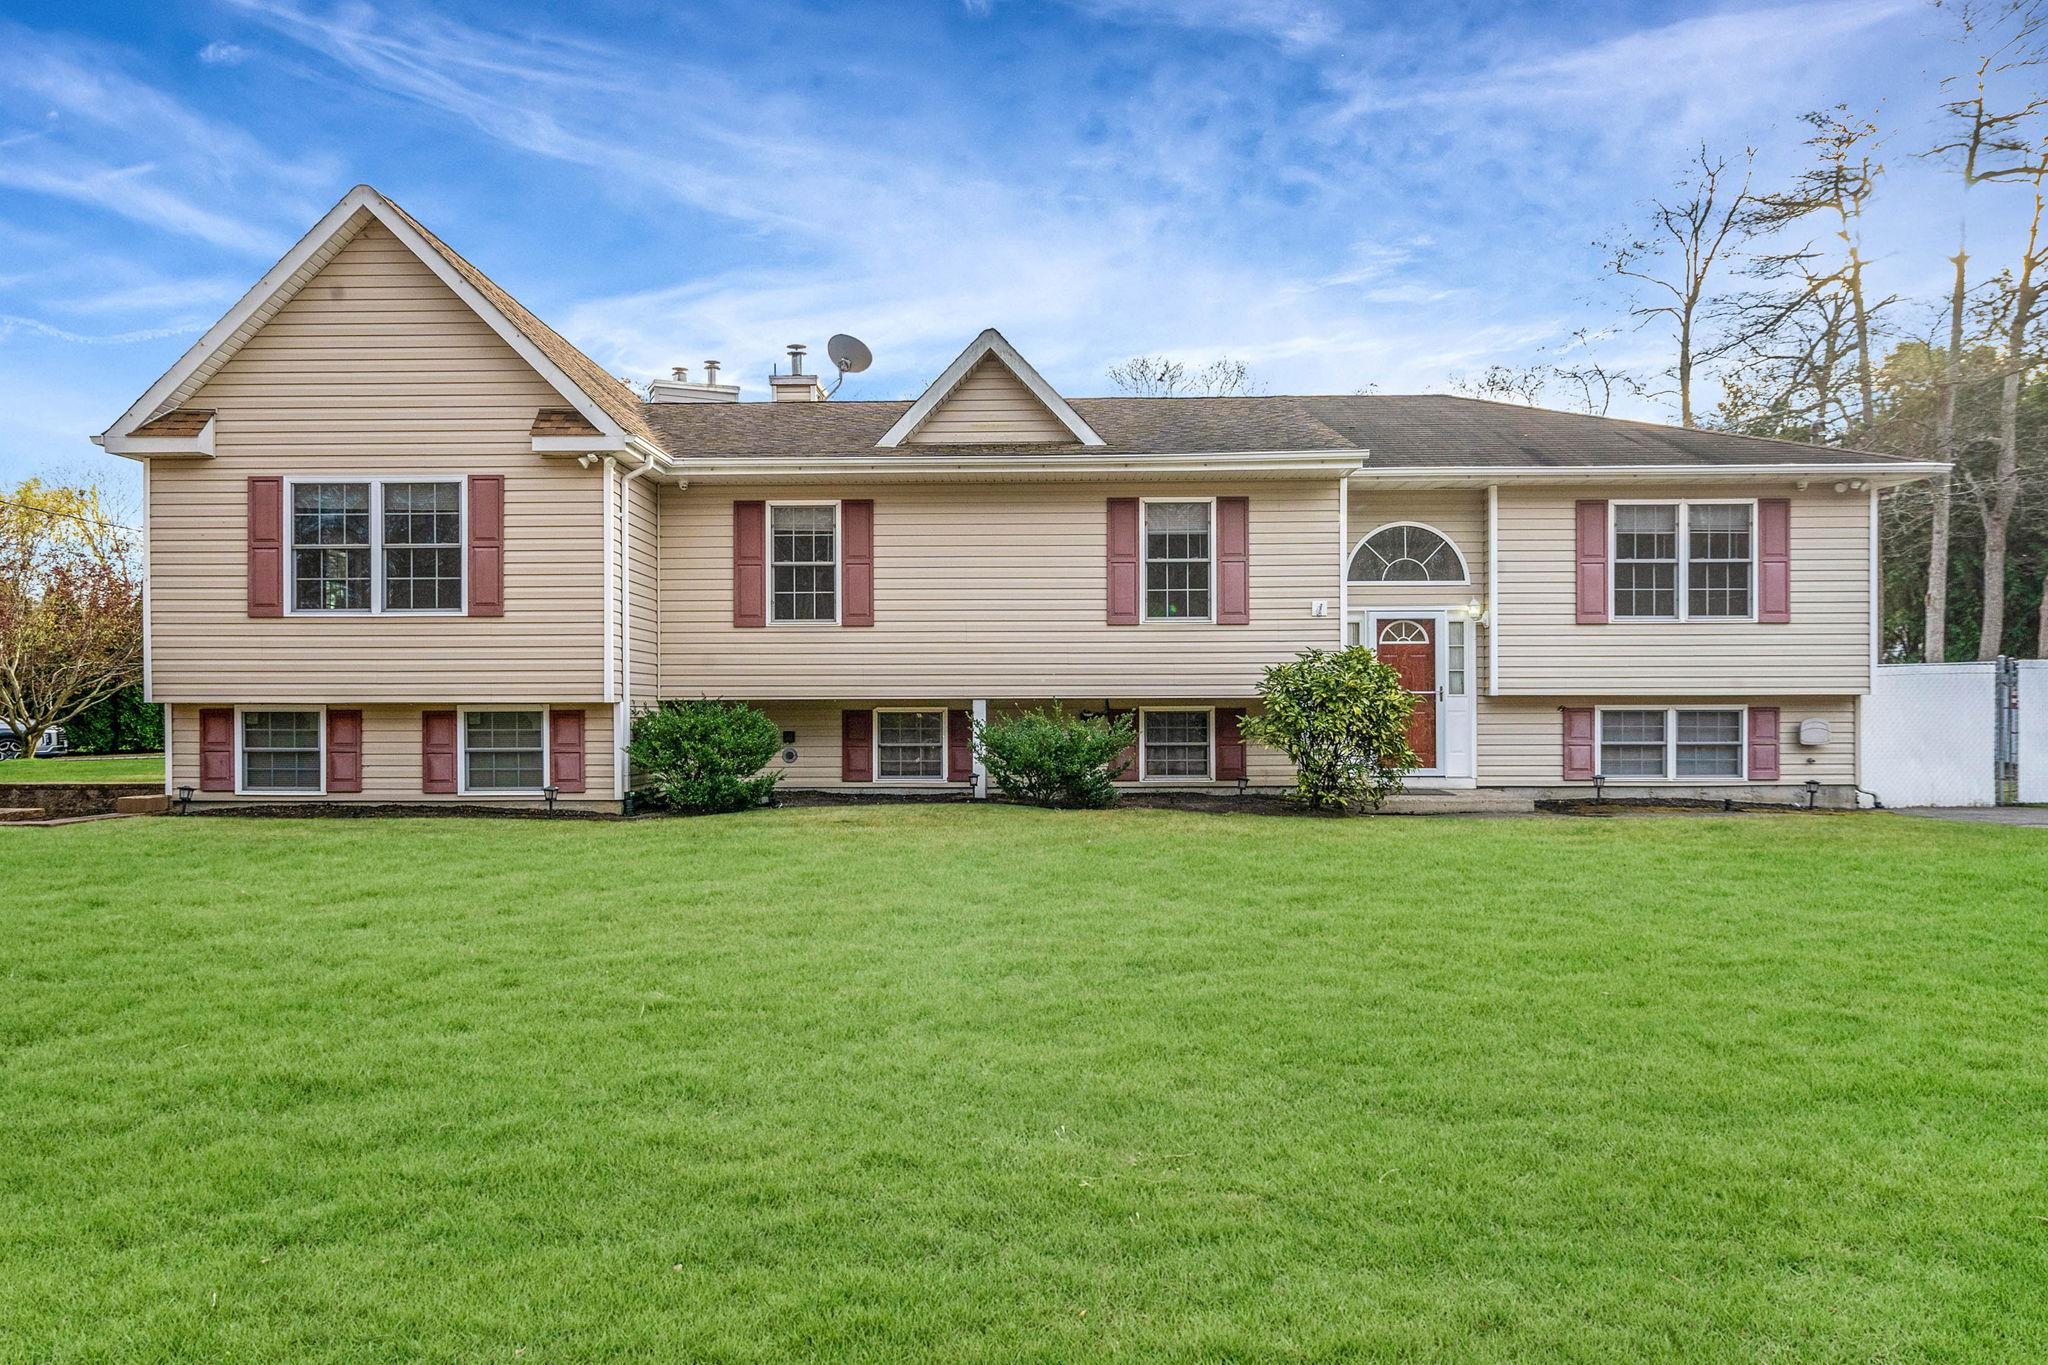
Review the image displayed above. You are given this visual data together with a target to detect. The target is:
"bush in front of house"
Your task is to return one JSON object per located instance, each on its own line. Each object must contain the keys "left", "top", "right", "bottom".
{"left": 975, "top": 705, "right": 1135, "bottom": 809}
{"left": 629, "top": 700, "right": 783, "bottom": 814}
{"left": 61, "top": 684, "right": 164, "bottom": 754}
{"left": 1240, "top": 647, "right": 1419, "bottom": 811}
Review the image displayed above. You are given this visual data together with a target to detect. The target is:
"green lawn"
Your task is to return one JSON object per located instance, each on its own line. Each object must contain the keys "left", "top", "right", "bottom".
{"left": 0, "top": 753, "right": 164, "bottom": 784}
{"left": 3, "top": 809, "right": 2044, "bottom": 1362}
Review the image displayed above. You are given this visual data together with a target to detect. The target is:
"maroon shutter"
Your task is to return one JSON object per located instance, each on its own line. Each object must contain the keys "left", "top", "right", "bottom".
{"left": 247, "top": 477, "right": 283, "bottom": 617}
{"left": 1747, "top": 706, "right": 1781, "bottom": 781}
{"left": 733, "top": 501, "right": 766, "bottom": 628}
{"left": 1108, "top": 707, "right": 1138, "bottom": 780}
{"left": 550, "top": 709, "right": 586, "bottom": 793}
{"left": 1574, "top": 501, "right": 1608, "bottom": 624}
{"left": 467, "top": 475, "right": 505, "bottom": 617}
{"left": 948, "top": 708, "right": 973, "bottom": 783}
{"left": 1217, "top": 496, "right": 1250, "bottom": 625}
{"left": 1561, "top": 707, "right": 1596, "bottom": 781}
{"left": 199, "top": 707, "right": 235, "bottom": 791}
{"left": 1215, "top": 706, "right": 1247, "bottom": 781}
{"left": 421, "top": 710, "right": 458, "bottom": 793}
{"left": 1757, "top": 498, "right": 1791, "bottom": 623}
{"left": 1106, "top": 498, "right": 1140, "bottom": 625}
{"left": 842, "top": 499, "right": 875, "bottom": 627}
{"left": 840, "top": 710, "right": 873, "bottom": 782}
{"left": 326, "top": 709, "right": 363, "bottom": 793}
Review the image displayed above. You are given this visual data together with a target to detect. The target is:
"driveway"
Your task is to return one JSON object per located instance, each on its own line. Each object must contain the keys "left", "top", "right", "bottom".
{"left": 1893, "top": 806, "right": 2048, "bottom": 827}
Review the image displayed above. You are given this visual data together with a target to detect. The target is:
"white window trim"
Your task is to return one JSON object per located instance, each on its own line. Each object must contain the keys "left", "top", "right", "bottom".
{"left": 1137, "top": 705, "right": 1217, "bottom": 781}
{"left": 1608, "top": 498, "right": 1758, "bottom": 623}
{"left": 283, "top": 475, "right": 467, "bottom": 617}
{"left": 871, "top": 706, "right": 950, "bottom": 784}
{"left": 457, "top": 704, "right": 552, "bottom": 798}
{"left": 233, "top": 704, "right": 327, "bottom": 797}
{"left": 1594, "top": 705, "right": 1749, "bottom": 784}
{"left": 1140, "top": 495, "right": 1217, "bottom": 625}
{"left": 765, "top": 499, "right": 842, "bottom": 627}
{"left": 1346, "top": 521, "right": 1472, "bottom": 586}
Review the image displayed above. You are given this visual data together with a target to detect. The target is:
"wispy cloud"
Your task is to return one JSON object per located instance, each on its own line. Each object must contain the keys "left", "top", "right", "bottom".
{"left": 198, "top": 41, "right": 252, "bottom": 66}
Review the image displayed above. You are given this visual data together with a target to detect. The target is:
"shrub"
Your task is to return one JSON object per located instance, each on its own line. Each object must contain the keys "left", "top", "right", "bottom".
{"left": 975, "top": 705, "right": 1135, "bottom": 809}
{"left": 1239, "top": 647, "right": 1419, "bottom": 811}
{"left": 61, "top": 684, "right": 163, "bottom": 754}
{"left": 628, "top": 700, "right": 783, "bottom": 814}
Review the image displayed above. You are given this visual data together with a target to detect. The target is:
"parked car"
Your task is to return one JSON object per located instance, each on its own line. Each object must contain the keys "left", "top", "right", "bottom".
{"left": 0, "top": 725, "right": 67, "bottom": 760}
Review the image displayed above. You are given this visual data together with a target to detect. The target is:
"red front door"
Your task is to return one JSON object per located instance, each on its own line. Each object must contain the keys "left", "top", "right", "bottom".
{"left": 1376, "top": 617, "right": 1438, "bottom": 768}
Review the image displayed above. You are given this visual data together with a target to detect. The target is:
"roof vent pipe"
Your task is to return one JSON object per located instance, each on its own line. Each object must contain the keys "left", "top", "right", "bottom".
{"left": 671, "top": 366, "right": 689, "bottom": 382}
{"left": 704, "top": 359, "right": 721, "bottom": 385}
{"left": 787, "top": 343, "right": 807, "bottom": 375}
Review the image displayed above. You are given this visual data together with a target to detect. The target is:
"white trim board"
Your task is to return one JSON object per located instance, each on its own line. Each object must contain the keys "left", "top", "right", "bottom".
{"left": 877, "top": 328, "right": 1105, "bottom": 448}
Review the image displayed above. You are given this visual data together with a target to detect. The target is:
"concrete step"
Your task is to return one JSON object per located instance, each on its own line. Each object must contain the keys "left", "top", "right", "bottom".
{"left": 0, "top": 807, "right": 47, "bottom": 823}
{"left": 113, "top": 794, "right": 171, "bottom": 815}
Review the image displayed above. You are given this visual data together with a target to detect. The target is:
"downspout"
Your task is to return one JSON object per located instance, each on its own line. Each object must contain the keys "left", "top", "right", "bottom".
{"left": 616, "top": 450, "right": 659, "bottom": 802}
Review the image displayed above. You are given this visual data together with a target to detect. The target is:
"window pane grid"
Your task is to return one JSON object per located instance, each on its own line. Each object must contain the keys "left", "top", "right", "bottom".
{"left": 292, "top": 483, "right": 370, "bottom": 611}
{"left": 1143, "top": 710, "right": 1211, "bottom": 778}
{"left": 464, "top": 711, "right": 545, "bottom": 791}
{"left": 242, "top": 711, "right": 320, "bottom": 791}
{"left": 771, "top": 505, "right": 837, "bottom": 622}
{"left": 382, "top": 482, "right": 463, "bottom": 611}
{"left": 1599, "top": 709, "right": 1746, "bottom": 780}
{"left": 1145, "top": 502, "right": 1211, "bottom": 620}
{"left": 1687, "top": 504, "right": 1753, "bottom": 619}
{"left": 876, "top": 711, "right": 945, "bottom": 780}
{"left": 1675, "top": 709, "right": 1743, "bottom": 776}
{"left": 1613, "top": 504, "right": 1677, "bottom": 618}
{"left": 1349, "top": 524, "right": 1465, "bottom": 583}
{"left": 1598, "top": 709, "right": 1667, "bottom": 777}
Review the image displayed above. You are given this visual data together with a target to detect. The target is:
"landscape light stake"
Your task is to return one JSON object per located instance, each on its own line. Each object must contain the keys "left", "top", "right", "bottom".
{"left": 1593, "top": 773, "right": 1606, "bottom": 803}
{"left": 176, "top": 785, "right": 193, "bottom": 816}
{"left": 1804, "top": 779, "right": 1821, "bottom": 810}
{"left": 543, "top": 785, "right": 559, "bottom": 815}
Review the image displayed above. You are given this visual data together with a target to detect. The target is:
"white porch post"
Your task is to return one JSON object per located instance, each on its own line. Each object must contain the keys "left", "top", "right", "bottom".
{"left": 971, "top": 699, "right": 988, "bottom": 798}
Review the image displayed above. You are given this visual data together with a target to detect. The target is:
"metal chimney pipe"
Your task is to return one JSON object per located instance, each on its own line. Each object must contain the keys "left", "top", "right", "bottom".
{"left": 671, "top": 366, "right": 688, "bottom": 382}
{"left": 787, "top": 343, "right": 807, "bottom": 375}
{"left": 704, "top": 359, "right": 721, "bottom": 385}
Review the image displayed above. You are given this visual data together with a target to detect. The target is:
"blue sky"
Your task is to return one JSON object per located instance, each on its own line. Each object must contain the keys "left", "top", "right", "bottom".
{"left": 0, "top": 0, "right": 2024, "bottom": 496}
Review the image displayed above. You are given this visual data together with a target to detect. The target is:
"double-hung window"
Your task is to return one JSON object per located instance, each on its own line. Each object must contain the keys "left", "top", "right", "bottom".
{"left": 1612, "top": 501, "right": 1754, "bottom": 621}
{"left": 290, "top": 478, "right": 464, "bottom": 613}
{"left": 874, "top": 709, "right": 945, "bottom": 781}
{"left": 1142, "top": 709, "right": 1212, "bottom": 779}
{"left": 1144, "top": 501, "right": 1212, "bottom": 621}
{"left": 463, "top": 710, "right": 545, "bottom": 792}
{"left": 769, "top": 503, "right": 837, "bottom": 623}
{"left": 241, "top": 710, "right": 323, "bottom": 793}
{"left": 1597, "top": 707, "right": 1745, "bottom": 781}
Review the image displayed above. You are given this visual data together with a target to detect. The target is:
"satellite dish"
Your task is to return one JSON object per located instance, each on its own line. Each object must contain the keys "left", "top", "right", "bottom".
{"left": 827, "top": 333, "right": 872, "bottom": 375}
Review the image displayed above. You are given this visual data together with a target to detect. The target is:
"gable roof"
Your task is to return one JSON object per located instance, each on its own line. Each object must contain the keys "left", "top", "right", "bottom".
{"left": 641, "top": 391, "right": 1935, "bottom": 474}
{"left": 876, "top": 329, "right": 1104, "bottom": 447}
{"left": 97, "top": 184, "right": 659, "bottom": 454}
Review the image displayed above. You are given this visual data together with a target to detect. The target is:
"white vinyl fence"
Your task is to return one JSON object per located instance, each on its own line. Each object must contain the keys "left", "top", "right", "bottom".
{"left": 1864, "top": 663, "right": 2000, "bottom": 807}
{"left": 2022, "top": 661, "right": 2048, "bottom": 805}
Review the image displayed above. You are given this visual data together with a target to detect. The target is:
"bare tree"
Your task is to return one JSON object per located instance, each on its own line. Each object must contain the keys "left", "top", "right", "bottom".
{"left": 1106, "top": 355, "right": 1260, "bottom": 396}
{"left": 1927, "top": 0, "right": 2048, "bottom": 656}
{"left": 1448, "top": 364, "right": 1548, "bottom": 406}
{"left": 1711, "top": 275, "right": 1864, "bottom": 441}
{"left": 1743, "top": 107, "right": 1893, "bottom": 427}
{"left": 1603, "top": 145, "right": 1755, "bottom": 426}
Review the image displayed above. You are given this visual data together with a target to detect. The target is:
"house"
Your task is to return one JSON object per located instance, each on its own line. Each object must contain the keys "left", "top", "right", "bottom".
{"left": 96, "top": 185, "right": 1945, "bottom": 810}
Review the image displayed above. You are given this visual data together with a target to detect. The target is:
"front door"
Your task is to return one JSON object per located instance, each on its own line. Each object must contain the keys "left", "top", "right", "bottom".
{"left": 1376, "top": 617, "right": 1438, "bottom": 769}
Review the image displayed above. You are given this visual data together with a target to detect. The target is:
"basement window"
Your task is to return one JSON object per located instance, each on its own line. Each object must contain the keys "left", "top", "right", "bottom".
{"left": 1597, "top": 707, "right": 1745, "bottom": 781}
{"left": 241, "top": 710, "right": 322, "bottom": 793}
{"left": 874, "top": 709, "right": 945, "bottom": 781}
{"left": 1141, "top": 709, "right": 1212, "bottom": 779}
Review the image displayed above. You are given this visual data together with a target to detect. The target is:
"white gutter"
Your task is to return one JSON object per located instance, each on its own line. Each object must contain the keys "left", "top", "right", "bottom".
{"left": 664, "top": 449, "right": 1369, "bottom": 481}
{"left": 615, "top": 449, "right": 660, "bottom": 802}
{"left": 1349, "top": 461, "right": 1948, "bottom": 483}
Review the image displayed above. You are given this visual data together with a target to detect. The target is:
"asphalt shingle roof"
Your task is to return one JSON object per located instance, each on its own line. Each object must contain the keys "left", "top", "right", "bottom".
{"left": 637, "top": 393, "right": 1924, "bottom": 469}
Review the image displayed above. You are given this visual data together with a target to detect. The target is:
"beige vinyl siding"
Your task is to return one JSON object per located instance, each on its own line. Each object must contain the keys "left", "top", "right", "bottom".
{"left": 149, "top": 221, "right": 607, "bottom": 703}
{"left": 661, "top": 479, "right": 1343, "bottom": 699}
{"left": 906, "top": 356, "right": 1074, "bottom": 444}
{"left": 168, "top": 703, "right": 617, "bottom": 806}
{"left": 617, "top": 468, "right": 661, "bottom": 702}
{"left": 755, "top": 700, "right": 1294, "bottom": 789}
{"left": 1493, "top": 484, "right": 1871, "bottom": 696}
{"left": 1477, "top": 695, "right": 1858, "bottom": 787}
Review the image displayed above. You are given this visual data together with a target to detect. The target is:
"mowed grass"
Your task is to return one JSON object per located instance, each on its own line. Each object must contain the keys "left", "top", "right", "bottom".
{"left": 2, "top": 809, "right": 2045, "bottom": 1362}
{"left": 0, "top": 754, "right": 164, "bottom": 784}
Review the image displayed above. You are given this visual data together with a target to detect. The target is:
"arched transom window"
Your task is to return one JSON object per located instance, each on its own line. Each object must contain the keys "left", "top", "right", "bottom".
{"left": 1348, "top": 523, "right": 1469, "bottom": 584}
